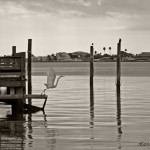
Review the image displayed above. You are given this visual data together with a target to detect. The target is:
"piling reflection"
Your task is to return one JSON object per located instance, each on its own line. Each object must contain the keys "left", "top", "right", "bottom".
{"left": 90, "top": 84, "right": 94, "bottom": 141}
{"left": 27, "top": 112, "right": 33, "bottom": 148}
{"left": 90, "top": 82, "right": 94, "bottom": 127}
{"left": 116, "top": 88, "right": 122, "bottom": 149}
{"left": 0, "top": 113, "right": 25, "bottom": 150}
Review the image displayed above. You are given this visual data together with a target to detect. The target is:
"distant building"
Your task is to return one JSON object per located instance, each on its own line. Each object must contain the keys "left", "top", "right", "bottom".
{"left": 72, "top": 51, "right": 89, "bottom": 58}
{"left": 41, "top": 56, "right": 47, "bottom": 61}
{"left": 139, "top": 52, "right": 150, "bottom": 57}
{"left": 99, "top": 56, "right": 112, "bottom": 62}
{"left": 32, "top": 56, "right": 37, "bottom": 62}
{"left": 56, "top": 52, "right": 71, "bottom": 61}
{"left": 138, "top": 52, "right": 150, "bottom": 61}
{"left": 121, "top": 56, "right": 135, "bottom": 61}
{"left": 32, "top": 56, "right": 47, "bottom": 62}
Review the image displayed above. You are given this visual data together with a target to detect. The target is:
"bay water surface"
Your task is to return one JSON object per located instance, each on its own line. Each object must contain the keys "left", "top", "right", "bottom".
{"left": 0, "top": 62, "right": 150, "bottom": 150}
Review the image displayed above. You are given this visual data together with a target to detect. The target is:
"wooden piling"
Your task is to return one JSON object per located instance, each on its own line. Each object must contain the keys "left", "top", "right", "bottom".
{"left": 90, "top": 43, "right": 94, "bottom": 105}
{"left": 11, "top": 51, "right": 26, "bottom": 115}
{"left": 28, "top": 39, "right": 32, "bottom": 104}
{"left": 116, "top": 39, "right": 121, "bottom": 92}
{"left": 12, "top": 46, "right": 16, "bottom": 56}
{"left": 90, "top": 43, "right": 94, "bottom": 82}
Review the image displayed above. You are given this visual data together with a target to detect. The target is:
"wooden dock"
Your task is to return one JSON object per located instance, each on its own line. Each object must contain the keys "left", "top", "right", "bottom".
{"left": 0, "top": 40, "right": 48, "bottom": 115}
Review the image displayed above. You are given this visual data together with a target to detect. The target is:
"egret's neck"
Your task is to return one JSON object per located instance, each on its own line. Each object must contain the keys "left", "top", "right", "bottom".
{"left": 54, "top": 76, "right": 63, "bottom": 87}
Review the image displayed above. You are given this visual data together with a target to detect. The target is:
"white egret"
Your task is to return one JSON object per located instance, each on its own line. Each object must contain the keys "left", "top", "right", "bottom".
{"left": 41, "top": 67, "right": 64, "bottom": 94}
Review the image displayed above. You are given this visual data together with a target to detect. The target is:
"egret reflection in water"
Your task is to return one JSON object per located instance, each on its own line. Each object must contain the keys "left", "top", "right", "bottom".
{"left": 41, "top": 67, "right": 64, "bottom": 94}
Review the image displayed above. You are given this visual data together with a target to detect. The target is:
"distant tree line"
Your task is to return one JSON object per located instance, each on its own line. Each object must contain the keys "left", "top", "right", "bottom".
{"left": 32, "top": 49, "right": 139, "bottom": 62}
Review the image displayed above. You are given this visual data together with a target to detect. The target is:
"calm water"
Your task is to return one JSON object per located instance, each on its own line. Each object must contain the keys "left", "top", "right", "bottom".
{"left": 0, "top": 62, "right": 150, "bottom": 150}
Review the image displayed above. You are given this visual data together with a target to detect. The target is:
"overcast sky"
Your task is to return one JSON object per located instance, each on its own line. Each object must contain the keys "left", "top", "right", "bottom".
{"left": 0, "top": 0, "right": 150, "bottom": 56}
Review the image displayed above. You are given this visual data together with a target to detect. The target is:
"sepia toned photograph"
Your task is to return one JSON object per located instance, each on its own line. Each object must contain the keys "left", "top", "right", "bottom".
{"left": 0, "top": 0, "right": 150, "bottom": 149}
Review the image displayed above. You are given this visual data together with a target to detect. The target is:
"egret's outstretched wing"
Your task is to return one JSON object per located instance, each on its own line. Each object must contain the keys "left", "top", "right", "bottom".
{"left": 46, "top": 67, "right": 56, "bottom": 88}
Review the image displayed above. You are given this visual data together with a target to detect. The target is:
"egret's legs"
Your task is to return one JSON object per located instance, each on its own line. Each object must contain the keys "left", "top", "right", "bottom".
{"left": 41, "top": 89, "right": 47, "bottom": 95}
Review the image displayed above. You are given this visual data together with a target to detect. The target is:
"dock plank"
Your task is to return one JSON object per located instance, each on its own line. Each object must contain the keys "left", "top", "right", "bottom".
{"left": 0, "top": 94, "right": 47, "bottom": 100}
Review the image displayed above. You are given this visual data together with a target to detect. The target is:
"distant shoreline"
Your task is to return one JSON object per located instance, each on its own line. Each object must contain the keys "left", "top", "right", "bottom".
{"left": 32, "top": 60, "right": 150, "bottom": 63}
